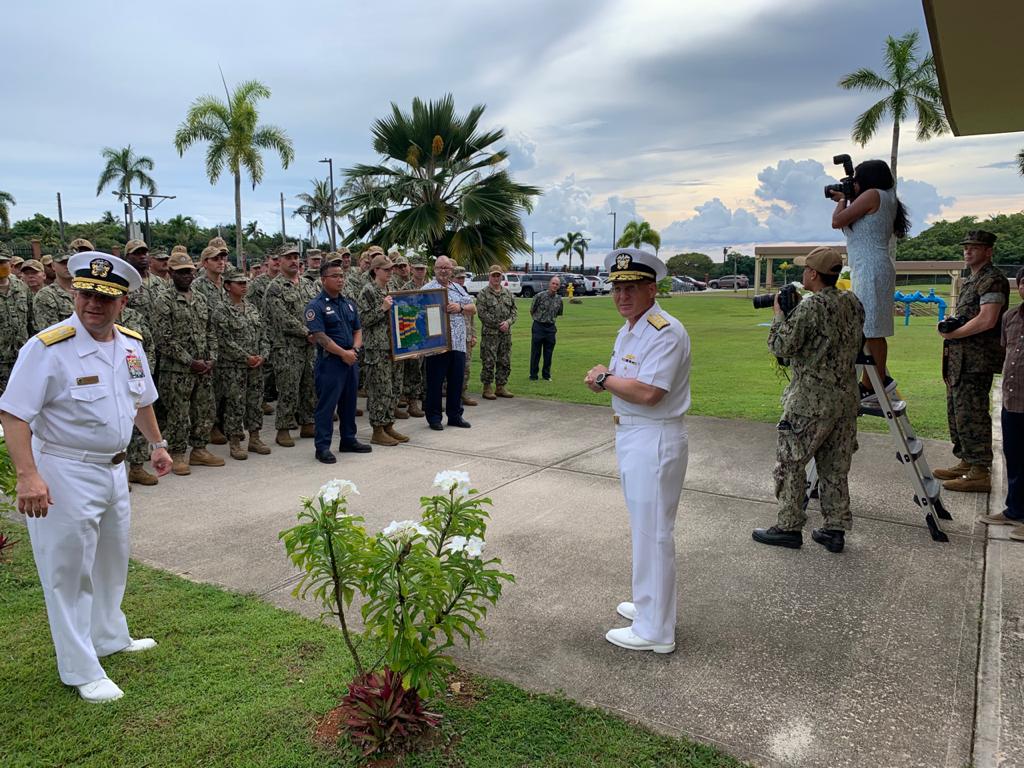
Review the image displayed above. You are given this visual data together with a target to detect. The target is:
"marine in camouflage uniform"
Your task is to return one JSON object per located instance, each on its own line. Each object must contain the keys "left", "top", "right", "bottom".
{"left": 264, "top": 245, "right": 318, "bottom": 444}
{"left": 0, "top": 246, "right": 32, "bottom": 395}
{"left": 120, "top": 305, "right": 159, "bottom": 484}
{"left": 935, "top": 230, "right": 1010, "bottom": 492}
{"left": 247, "top": 251, "right": 282, "bottom": 406}
{"left": 213, "top": 268, "right": 271, "bottom": 459}
{"left": 357, "top": 254, "right": 407, "bottom": 445}
{"left": 32, "top": 269, "right": 76, "bottom": 332}
{"left": 753, "top": 248, "right": 865, "bottom": 551}
{"left": 151, "top": 253, "right": 223, "bottom": 472}
{"left": 475, "top": 266, "right": 518, "bottom": 398}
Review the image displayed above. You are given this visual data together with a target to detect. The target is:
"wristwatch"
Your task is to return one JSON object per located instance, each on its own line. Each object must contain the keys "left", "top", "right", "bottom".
{"left": 149, "top": 439, "right": 168, "bottom": 452}
{"left": 595, "top": 372, "right": 611, "bottom": 390}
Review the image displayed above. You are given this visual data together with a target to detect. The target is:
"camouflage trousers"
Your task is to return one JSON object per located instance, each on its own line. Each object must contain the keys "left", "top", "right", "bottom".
{"left": 947, "top": 373, "right": 994, "bottom": 466}
{"left": 273, "top": 344, "right": 315, "bottom": 430}
{"left": 464, "top": 340, "right": 474, "bottom": 391}
{"left": 774, "top": 411, "right": 857, "bottom": 532}
{"left": 219, "top": 364, "right": 265, "bottom": 438}
{"left": 158, "top": 370, "right": 215, "bottom": 454}
{"left": 403, "top": 357, "right": 423, "bottom": 399}
{"left": 392, "top": 357, "right": 404, "bottom": 403}
{"left": 363, "top": 350, "right": 397, "bottom": 427}
{"left": 0, "top": 359, "right": 13, "bottom": 398}
{"left": 127, "top": 428, "right": 149, "bottom": 465}
{"left": 479, "top": 332, "right": 512, "bottom": 387}
{"left": 264, "top": 364, "right": 278, "bottom": 403}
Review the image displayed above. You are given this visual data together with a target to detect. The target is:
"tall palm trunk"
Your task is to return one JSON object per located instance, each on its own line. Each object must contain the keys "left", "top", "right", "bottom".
{"left": 890, "top": 120, "right": 900, "bottom": 188}
{"left": 234, "top": 172, "right": 244, "bottom": 270}
{"left": 126, "top": 181, "right": 134, "bottom": 230}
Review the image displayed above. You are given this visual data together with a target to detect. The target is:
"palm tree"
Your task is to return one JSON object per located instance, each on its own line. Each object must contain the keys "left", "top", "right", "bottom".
{"left": 1016, "top": 149, "right": 1024, "bottom": 178}
{"left": 340, "top": 94, "right": 540, "bottom": 274}
{"left": 165, "top": 214, "right": 199, "bottom": 246}
{"left": 838, "top": 30, "right": 948, "bottom": 183}
{"left": 173, "top": 79, "right": 294, "bottom": 270}
{"left": 95, "top": 145, "right": 157, "bottom": 230}
{"left": 617, "top": 220, "right": 661, "bottom": 254}
{"left": 294, "top": 178, "right": 344, "bottom": 244}
{"left": 553, "top": 231, "right": 587, "bottom": 271}
{"left": 243, "top": 220, "right": 265, "bottom": 240}
{"left": 0, "top": 190, "right": 15, "bottom": 231}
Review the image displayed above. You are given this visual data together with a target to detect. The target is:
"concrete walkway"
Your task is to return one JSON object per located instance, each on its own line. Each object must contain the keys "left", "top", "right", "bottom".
{"left": 125, "top": 396, "right": 1014, "bottom": 768}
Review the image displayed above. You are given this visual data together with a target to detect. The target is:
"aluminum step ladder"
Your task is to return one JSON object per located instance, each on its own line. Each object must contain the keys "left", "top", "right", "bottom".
{"left": 805, "top": 350, "right": 952, "bottom": 542}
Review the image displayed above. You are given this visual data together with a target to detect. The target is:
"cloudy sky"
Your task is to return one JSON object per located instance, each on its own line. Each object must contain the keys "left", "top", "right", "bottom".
{"left": 5, "top": 0, "right": 1023, "bottom": 261}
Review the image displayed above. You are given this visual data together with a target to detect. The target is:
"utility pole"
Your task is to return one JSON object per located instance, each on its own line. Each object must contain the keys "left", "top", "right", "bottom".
{"left": 531, "top": 231, "right": 536, "bottom": 271}
{"left": 280, "top": 192, "right": 287, "bottom": 243}
{"left": 609, "top": 211, "right": 617, "bottom": 249}
{"left": 56, "top": 193, "right": 66, "bottom": 247}
{"left": 319, "top": 157, "right": 337, "bottom": 251}
{"left": 141, "top": 196, "right": 152, "bottom": 245}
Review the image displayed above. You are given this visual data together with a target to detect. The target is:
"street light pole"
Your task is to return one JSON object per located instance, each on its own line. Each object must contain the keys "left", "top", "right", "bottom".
{"left": 280, "top": 192, "right": 287, "bottom": 244}
{"left": 319, "top": 157, "right": 336, "bottom": 251}
{"left": 56, "top": 193, "right": 65, "bottom": 248}
{"left": 531, "top": 231, "right": 536, "bottom": 271}
{"left": 609, "top": 211, "right": 617, "bottom": 249}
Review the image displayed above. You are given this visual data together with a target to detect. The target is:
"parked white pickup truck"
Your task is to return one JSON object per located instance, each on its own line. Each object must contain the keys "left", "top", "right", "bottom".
{"left": 463, "top": 272, "right": 522, "bottom": 296}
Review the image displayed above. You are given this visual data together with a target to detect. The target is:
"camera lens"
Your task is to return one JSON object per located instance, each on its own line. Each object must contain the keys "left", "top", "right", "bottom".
{"left": 752, "top": 293, "right": 777, "bottom": 310}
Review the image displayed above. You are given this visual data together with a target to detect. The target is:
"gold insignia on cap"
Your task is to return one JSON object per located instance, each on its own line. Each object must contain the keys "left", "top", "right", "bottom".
{"left": 90, "top": 259, "right": 113, "bottom": 278}
{"left": 616, "top": 252, "right": 631, "bottom": 270}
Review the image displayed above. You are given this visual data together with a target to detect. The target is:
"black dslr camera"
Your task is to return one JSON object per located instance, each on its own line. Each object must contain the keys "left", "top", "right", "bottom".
{"left": 753, "top": 282, "right": 802, "bottom": 316}
{"left": 937, "top": 316, "right": 966, "bottom": 334}
{"left": 824, "top": 154, "right": 856, "bottom": 200}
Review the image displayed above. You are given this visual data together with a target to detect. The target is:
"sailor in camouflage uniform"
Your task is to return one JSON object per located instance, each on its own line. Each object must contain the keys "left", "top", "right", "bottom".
{"left": 476, "top": 264, "right": 518, "bottom": 399}
{"left": 193, "top": 244, "right": 229, "bottom": 443}
{"left": 32, "top": 251, "right": 76, "bottom": 331}
{"left": 345, "top": 248, "right": 375, "bottom": 300}
{"left": 0, "top": 245, "right": 32, "bottom": 395}
{"left": 934, "top": 230, "right": 1010, "bottom": 492}
{"left": 399, "top": 256, "right": 429, "bottom": 417}
{"left": 264, "top": 243, "right": 318, "bottom": 447}
{"left": 303, "top": 249, "right": 323, "bottom": 289}
{"left": 150, "top": 252, "right": 224, "bottom": 474}
{"left": 358, "top": 253, "right": 408, "bottom": 446}
{"left": 753, "top": 247, "right": 865, "bottom": 554}
{"left": 388, "top": 253, "right": 411, "bottom": 418}
{"left": 120, "top": 300, "right": 158, "bottom": 485}
{"left": 247, "top": 250, "right": 282, "bottom": 411}
{"left": 212, "top": 268, "right": 271, "bottom": 460}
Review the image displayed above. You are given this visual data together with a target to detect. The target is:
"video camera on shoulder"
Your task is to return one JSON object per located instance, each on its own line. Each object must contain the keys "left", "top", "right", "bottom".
{"left": 752, "top": 282, "right": 802, "bottom": 316}
{"left": 823, "top": 154, "right": 856, "bottom": 200}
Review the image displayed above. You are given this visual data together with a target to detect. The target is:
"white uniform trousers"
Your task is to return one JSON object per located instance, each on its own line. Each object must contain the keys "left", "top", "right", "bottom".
{"left": 26, "top": 452, "right": 132, "bottom": 685}
{"left": 615, "top": 420, "right": 688, "bottom": 645}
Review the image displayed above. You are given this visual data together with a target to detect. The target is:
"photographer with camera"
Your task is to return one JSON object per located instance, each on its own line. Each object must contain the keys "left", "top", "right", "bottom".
{"left": 933, "top": 230, "right": 1010, "bottom": 493}
{"left": 752, "top": 247, "right": 865, "bottom": 553}
{"left": 828, "top": 158, "right": 909, "bottom": 405}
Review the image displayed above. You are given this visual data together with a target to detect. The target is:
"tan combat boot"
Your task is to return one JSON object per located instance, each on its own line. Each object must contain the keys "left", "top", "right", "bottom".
{"left": 482, "top": 384, "right": 496, "bottom": 400}
{"left": 189, "top": 447, "right": 225, "bottom": 467}
{"left": 229, "top": 438, "right": 248, "bottom": 461}
{"left": 393, "top": 406, "right": 410, "bottom": 419}
{"left": 371, "top": 425, "right": 399, "bottom": 446}
{"left": 248, "top": 430, "right": 272, "bottom": 455}
{"left": 128, "top": 463, "right": 158, "bottom": 486}
{"left": 384, "top": 423, "right": 410, "bottom": 443}
{"left": 210, "top": 426, "right": 228, "bottom": 445}
{"left": 932, "top": 459, "right": 971, "bottom": 480}
{"left": 462, "top": 389, "right": 479, "bottom": 406}
{"left": 407, "top": 399, "right": 424, "bottom": 418}
{"left": 942, "top": 465, "right": 991, "bottom": 493}
{"left": 299, "top": 423, "right": 316, "bottom": 439}
{"left": 276, "top": 429, "right": 295, "bottom": 447}
{"left": 495, "top": 385, "right": 514, "bottom": 398}
{"left": 261, "top": 402, "right": 274, "bottom": 415}
{"left": 170, "top": 453, "right": 191, "bottom": 476}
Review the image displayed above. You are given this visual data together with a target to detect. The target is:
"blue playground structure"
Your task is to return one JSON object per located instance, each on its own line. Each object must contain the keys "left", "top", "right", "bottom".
{"left": 894, "top": 288, "right": 947, "bottom": 326}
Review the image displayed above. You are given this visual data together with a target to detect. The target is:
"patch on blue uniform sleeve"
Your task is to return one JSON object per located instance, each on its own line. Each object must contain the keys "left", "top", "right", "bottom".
{"left": 305, "top": 309, "right": 316, "bottom": 321}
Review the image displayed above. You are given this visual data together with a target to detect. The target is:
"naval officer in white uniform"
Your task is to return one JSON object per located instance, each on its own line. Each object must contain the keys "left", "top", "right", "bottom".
{"left": 585, "top": 248, "right": 690, "bottom": 653}
{"left": 0, "top": 251, "right": 172, "bottom": 702}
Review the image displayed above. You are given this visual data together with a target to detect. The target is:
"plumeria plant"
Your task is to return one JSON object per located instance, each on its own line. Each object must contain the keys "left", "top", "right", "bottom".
{"left": 279, "top": 470, "right": 513, "bottom": 752}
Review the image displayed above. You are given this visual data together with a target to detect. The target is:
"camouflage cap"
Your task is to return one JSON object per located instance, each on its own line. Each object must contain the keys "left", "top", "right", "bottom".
{"left": 170, "top": 244, "right": 188, "bottom": 256}
{"left": 306, "top": 249, "right": 322, "bottom": 259}
{"left": 335, "top": 246, "right": 351, "bottom": 257}
{"left": 961, "top": 229, "right": 997, "bottom": 247}
{"left": 125, "top": 238, "right": 148, "bottom": 254}
{"left": 150, "top": 247, "right": 169, "bottom": 260}
{"left": 410, "top": 256, "right": 428, "bottom": 269}
{"left": 392, "top": 254, "right": 409, "bottom": 267}
{"left": 53, "top": 251, "right": 72, "bottom": 263}
{"left": 11, "top": 256, "right": 24, "bottom": 267}
{"left": 200, "top": 245, "right": 223, "bottom": 262}
{"left": 0, "top": 243, "right": 13, "bottom": 262}
{"left": 168, "top": 252, "right": 197, "bottom": 271}
{"left": 370, "top": 253, "right": 394, "bottom": 271}
{"left": 69, "top": 237, "right": 94, "bottom": 252}
{"left": 208, "top": 236, "right": 229, "bottom": 251}
{"left": 363, "top": 245, "right": 385, "bottom": 259}
{"left": 794, "top": 246, "right": 844, "bottom": 276}
{"left": 453, "top": 266, "right": 467, "bottom": 278}
{"left": 41, "top": 255, "right": 54, "bottom": 266}
{"left": 487, "top": 263, "right": 502, "bottom": 275}
{"left": 20, "top": 259, "right": 45, "bottom": 273}
{"left": 223, "top": 266, "right": 248, "bottom": 283}
{"left": 279, "top": 243, "right": 301, "bottom": 257}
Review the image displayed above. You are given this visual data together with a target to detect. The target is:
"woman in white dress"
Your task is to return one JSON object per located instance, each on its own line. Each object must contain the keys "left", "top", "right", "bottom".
{"left": 830, "top": 159, "right": 909, "bottom": 402}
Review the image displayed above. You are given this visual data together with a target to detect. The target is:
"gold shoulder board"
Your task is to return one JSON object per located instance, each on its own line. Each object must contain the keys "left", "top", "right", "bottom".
{"left": 36, "top": 326, "right": 76, "bottom": 346}
{"left": 115, "top": 324, "right": 144, "bottom": 341}
{"left": 647, "top": 313, "right": 669, "bottom": 331}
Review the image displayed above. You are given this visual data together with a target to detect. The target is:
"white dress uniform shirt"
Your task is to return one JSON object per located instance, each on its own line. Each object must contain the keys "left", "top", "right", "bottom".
{"left": 609, "top": 302, "right": 690, "bottom": 420}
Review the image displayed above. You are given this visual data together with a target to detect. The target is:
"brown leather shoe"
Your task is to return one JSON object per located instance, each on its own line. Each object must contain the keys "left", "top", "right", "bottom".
{"left": 495, "top": 385, "right": 514, "bottom": 398}
{"left": 393, "top": 406, "right": 410, "bottom": 420}
{"left": 261, "top": 402, "right": 274, "bottom": 415}
{"left": 299, "top": 423, "right": 316, "bottom": 439}
{"left": 979, "top": 511, "right": 1022, "bottom": 526}
{"left": 248, "top": 430, "right": 272, "bottom": 455}
{"left": 462, "top": 391, "right": 478, "bottom": 406}
{"left": 482, "top": 385, "right": 496, "bottom": 400}
{"left": 210, "top": 426, "right": 228, "bottom": 445}
{"left": 128, "top": 464, "right": 158, "bottom": 486}
{"left": 943, "top": 465, "right": 990, "bottom": 493}
{"left": 371, "top": 426, "right": 399, "bottom": 446}
{"left": 170, "top": 453, "right": 191, "bottom": 476}
{"left": 229, "top": 439, "right": 248, "bottom": 461}
{"left": 189, "top": 447, "right": 225, "bottom": 467}
{"left": 384, "top": 423, "right": 410, "bottom": 443}
{"left": 407, "top": 399, "right": 424, "bottom": 418}
{"left": 1010, "top": 528, "right": 1024, "bottom": 542}
{"left": 356, "top": 408, "right": 364, "bottom": 417}
{"left": 932, "top": 459, "right": 971, "bottom": 480}
{"left": 276, "top": 429, "right": 295, "bottom": 447}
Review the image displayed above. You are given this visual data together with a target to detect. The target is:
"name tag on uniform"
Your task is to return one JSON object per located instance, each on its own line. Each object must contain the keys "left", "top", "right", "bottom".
{"left": 76, "top": 375, "right": 100, "bottom": 385}
{"left": 126, "top": 352, "right": 144, "bottom": 379}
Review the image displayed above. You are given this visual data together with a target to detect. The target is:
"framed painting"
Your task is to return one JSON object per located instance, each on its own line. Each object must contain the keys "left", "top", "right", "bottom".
{"left": 387, "top": 288, "right": 452, "bottom": 361}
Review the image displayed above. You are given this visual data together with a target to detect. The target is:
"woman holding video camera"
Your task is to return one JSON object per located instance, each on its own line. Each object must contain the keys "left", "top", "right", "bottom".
{"left": 830, "top": 159, "right": 909, "bottom": 403}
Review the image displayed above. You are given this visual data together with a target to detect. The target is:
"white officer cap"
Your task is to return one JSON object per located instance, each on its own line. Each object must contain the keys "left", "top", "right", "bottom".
{"left": 68, "top": 251, "right": 142, "bottom": 296}
{"left": 603, "top": 248, "right": 667, "bottom": 283}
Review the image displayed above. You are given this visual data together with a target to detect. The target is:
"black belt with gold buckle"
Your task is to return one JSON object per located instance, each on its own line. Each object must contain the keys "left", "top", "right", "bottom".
{"left": 111, "top": 452, "right": 127, "bottom": 465}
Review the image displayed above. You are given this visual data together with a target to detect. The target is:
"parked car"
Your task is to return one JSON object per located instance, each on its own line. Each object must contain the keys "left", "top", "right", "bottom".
{"left": 669, "top": 276, "right": 696, "bottom": 293}
{"left": 464, "top": 271, "right": 522, "bottom": 296}
{"left": 562, "top": 273, "right": 587, "bottom": 296}
{"left": 518, "top": 272, "right": 568, "bottom": 298}
{"left": 601, "top": 277, "right": 612, "bottom": 294}
{"left": 708, "top": 274, "right": 749, "bottom": 289}
{"left": 581, "top": 275, "right": 602, "bottom": 295}
{"left": 679, "top": 275, "right": 706, "bottom": 291}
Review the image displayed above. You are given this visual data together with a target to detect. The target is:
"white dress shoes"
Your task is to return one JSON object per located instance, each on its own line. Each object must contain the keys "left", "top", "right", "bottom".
{"left": 119, "top": 637, "right": 157, "bottom": 653}
{"left": 616, "top": 602, "right": 636, "bottom": 621}
{"left": 605, "top": 627, "right": 675, "bottom": 654}
{"left": 77, "top": 677, "right": 124, "bottom": 703}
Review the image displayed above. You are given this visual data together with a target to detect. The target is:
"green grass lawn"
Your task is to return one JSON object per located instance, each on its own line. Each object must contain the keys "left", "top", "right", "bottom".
{"left": 0, "top": 522, "right": 745, "bottom": 768}
{"left": 496, "top": 293, "right": 951, "bottom": 440}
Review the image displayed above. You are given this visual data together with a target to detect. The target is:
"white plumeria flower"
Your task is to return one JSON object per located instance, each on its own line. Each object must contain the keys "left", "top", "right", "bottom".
{"left": 444, "top": 536, "right": 468, "bottom": 554}
{"left": 0, "top": 423, "right": 4, "bottom": 440}
{"left": 318, "top": 479, "right": 359, "bottom": 505}
{"left": 433, "top": 470, "right": 472, "bottom": 498}
{"left": 381, "top": 520, "right": 431, "bottom": 542}
{"left": 464, "top": 536, "right": 485, "bottom": 559}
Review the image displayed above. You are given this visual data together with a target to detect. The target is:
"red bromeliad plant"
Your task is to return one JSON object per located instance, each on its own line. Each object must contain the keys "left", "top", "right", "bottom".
{"left": 340, "top": 668, "right": 441, "bottom": 756}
